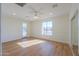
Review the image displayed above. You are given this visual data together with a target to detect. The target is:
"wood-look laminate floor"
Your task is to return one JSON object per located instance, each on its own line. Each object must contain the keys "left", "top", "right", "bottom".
{"left": 2, "top": 37, "right": 73, "bottom": 56}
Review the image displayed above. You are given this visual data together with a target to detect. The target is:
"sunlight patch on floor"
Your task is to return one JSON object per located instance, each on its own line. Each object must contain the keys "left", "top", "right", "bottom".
{"left": 17, "top": 39, "right": 46, "bottom": 48}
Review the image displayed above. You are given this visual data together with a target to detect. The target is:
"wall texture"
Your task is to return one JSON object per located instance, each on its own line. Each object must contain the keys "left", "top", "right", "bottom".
{"left": 1, "top": 15, "right": 31, "bottom": 43}
{"left": 1, "top": 13, "right": 69, "bottom": 44}
{"left": 30, "top": 14, "right": 69, "bottom": 44}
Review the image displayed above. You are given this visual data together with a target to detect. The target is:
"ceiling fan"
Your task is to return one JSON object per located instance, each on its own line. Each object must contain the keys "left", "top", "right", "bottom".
{"left": 15, "top": 3, "right": 58, "bottom": 19}
{"left": 27, "top": 5, "right": 42, "bottom": 19}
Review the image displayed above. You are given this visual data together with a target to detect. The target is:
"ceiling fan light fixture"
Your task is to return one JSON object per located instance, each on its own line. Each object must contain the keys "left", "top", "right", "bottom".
{"left": 33, "top": 16, "right": 39, "bottom": 19}
{"left": 49, "top": 12, "right": 53, "bottom": 16}
{"left": 12, "top": 13, "right": 16, "bottom": 16}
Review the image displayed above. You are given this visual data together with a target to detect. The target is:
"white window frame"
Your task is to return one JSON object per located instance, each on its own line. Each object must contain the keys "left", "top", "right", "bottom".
{"left": 42, "top": 21, "right": 53, "bottom": 36}
{"left": 22, "top": 22, "right": 27, "bottom": 37}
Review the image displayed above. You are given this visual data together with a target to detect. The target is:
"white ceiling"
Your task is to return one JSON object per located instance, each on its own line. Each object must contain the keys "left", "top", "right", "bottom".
{"left": 2, "top": 3, "right": 72, "bottom": 21}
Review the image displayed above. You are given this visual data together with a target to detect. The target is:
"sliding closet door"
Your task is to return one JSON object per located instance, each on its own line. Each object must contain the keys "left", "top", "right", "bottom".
{"left": 71, "top": 10, "right": 78, "bottom": 55}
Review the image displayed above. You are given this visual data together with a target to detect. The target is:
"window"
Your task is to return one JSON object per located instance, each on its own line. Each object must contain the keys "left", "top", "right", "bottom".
{"left": 22, "top": 23, "right": 27, "bottom": 37}
{"left": 42, "top": 21, "right": 53, "bottom": 36}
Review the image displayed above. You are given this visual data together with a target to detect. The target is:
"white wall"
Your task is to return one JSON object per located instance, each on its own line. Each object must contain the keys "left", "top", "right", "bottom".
{"left": 1, "top": 15, "right": 31, "bottom": 43}
{"left": 0, "top": 3, "right": 2, "bottom": 56}
{"left": 76, "top": 3, "right": 79, "bottom": 54}
{"left": 78, "top": 4, "right": 79, "bottom": 54}
{"left": 1, "top": 12, "right": 72, "bottom": 45}
{"left": 30, "top": 14, "right": 69, "bottom": 44}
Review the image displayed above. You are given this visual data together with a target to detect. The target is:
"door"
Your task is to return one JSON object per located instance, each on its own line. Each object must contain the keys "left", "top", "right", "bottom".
{"left": 71, "top": 10, "right": 78, "bottom": 55}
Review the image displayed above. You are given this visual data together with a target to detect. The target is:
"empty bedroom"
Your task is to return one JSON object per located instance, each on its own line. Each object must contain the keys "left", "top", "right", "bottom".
{"left": 1, "top": 3, "right": 79, "bottom": 56}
